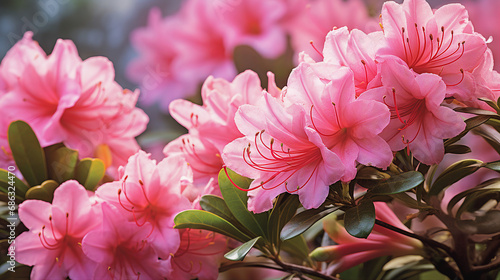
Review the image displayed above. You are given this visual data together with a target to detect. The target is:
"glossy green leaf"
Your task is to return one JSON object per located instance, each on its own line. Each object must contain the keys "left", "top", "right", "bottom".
{"left": 25, "top": 180, "right": 59, "bottom": 202}
{"left": 444, "top": 144, "right": 471, "bottom": 155}
{"left": 429, "top": 159, "right": 484, "bottom": 196}
{"left": 281, "top": 206, "right": 340, "bottom": 241}
{"left": 8, "top": 120, "right": 47, "bottom": 186}
{"left": 218, "top": 168, "right": 268, "bottom": 238}
{"left": 74, "top": 158, "right": 105, "bottom": 191}
{"left": 268, "top": 194, "right": 300, "bottom": 246}
{"left": 456, "top": 189, "right": 500, "bottom": 219}
{"left": 174, "top": 210, "right": 251, "bottom": 243}
{"left": 224, "top": 236, "right": 262, "bottom": 261}
{"left": 344, "top": 200, "right": 375, "bottom": 238}
{"left": 454, "top": 107, "right": 500, "bottom": 117}
{"left": 479, "top": 98, "right": 500, "bottom": 113}
{"left": 368, "top": 171, "right": 424, "bottom": 195}
{"left": 391, "top": 192, "right": 432, "bottom": 210}
{"left": 44, "top": 144, "right": 78, "bottom": 183}
{"left": 444, "top": 115, "right": 491, "bottom": 146}
{"left": 199, "top": 195, "right": 241, "bottom": 226}
{"left": 0, "top": 169, "right": 29, "bottom": 199}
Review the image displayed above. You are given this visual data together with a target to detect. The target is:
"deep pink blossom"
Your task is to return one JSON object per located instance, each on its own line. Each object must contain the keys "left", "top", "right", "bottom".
{"left": 286, "top": 64, "right": 392, "bottom": 181}
{"left": 0, "top": 32, "right": 148, "bottom": 176}
{"left": 168, "top": 229, "right": 227, "bottom": 280}
{"left": 379, "top": 0, "right": 487, "bottom": 99}
{"left": 13, "top": 180, "right": 101, "bottom": 280}
{"left": 82, "top": 203, "right": 168, "bottom": 280}
{"left": 361, "top": 57, "right": 465, "bottom": 164}
{"left": 310, "top": 202, "right": 423, "bottom": 274}
{"left": 222, "top": 92, "right": 344, "bottom": 212}
{"left": 96, "top": 151, "right": 192, "bottom": 259}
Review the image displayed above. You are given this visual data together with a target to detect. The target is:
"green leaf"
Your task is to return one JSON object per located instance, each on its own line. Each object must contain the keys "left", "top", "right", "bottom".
{"left": 447, "top": 178, "right": 500, "bottom": 216}
{"left": 268, "top": 194, "right": 300, "bottom": 246}
{"left": 429, "top": 159, "right": 484, "bottom": 196}
{"left": 355, "top": 167, "right": 391, "bottom": 180}
{"left": 199, "top": 195, "right": 241, "bottom": 226}
{"left": 456, "top": 189, "right": 500, "bottom": 219}
{"left": 224, "top": 236, "right": 262, "bottom": 261}
{"left": 74, "top": 158, "right": 105, "bottom": 190}
{"left": 44, "top": 144, "right": 78, "bottom": 183}
{"left": 25, "top": 180, "right": 59, "bottom": 202}
{"left": 281, "top": 235, "right": 310, "bottom": 262}
{"left": 444, "top": 144, "right": 471, "bottom": 155}
{"left": 485, "top": 161, "right": 500, "bottom": 172}
{"left": 174, "top": 210, "right": 251, "bottom": 243}
{"left": 0, "top": 169, "right": 29, "bottom": 199}
{"left": 7, "top": 120, "right": 47, "bottom": 186}
{"left": 454, "top": 107, "right": 500, "bottom": 117}
{"left": 444, "top": 115, "right": 491, "bottom": 146}
{"left": 218, "top": 168, "right": 268, "bottom": 238}
{"left": 344, "top": 200, "right": 375, "bottom": 238}
{"left": 479, "top": 98, "right": 500, "bottom": 113}
{"left": 391, "top": 192, "right": 432, "bottom": 210}
{"left": 368, "top": 171, "right": 424, "bottom": 195}
{"left": 281, "top": 206, "right": 340, "bottom": 241}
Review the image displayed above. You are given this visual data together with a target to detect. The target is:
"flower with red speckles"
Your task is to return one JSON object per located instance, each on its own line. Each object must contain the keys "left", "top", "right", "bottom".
{"left": 13, "top": 180, "right": 101, "bottom": 280}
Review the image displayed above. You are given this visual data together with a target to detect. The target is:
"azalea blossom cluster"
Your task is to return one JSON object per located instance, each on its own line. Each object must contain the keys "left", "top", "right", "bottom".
{"left": 167, "top": 0, "right": 498, "bottom": 213}
{"left": 127, "top": 0, "right": 376, "bottom": 110}
{"left": 4, "top": 0, "right": 500, "bottom": 279}
{"left": 13, "top": 151, "right": 226, "bottom": 280}
{"left": 0, "top": 32, "right": 148, "bottom": 176}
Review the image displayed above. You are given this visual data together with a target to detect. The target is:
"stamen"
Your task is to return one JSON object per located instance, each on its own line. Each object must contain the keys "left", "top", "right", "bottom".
{"left": 448, "top": 69, "right": 464, "bottom": 86}
{"left": 309, "top": 41, "right": 324, "bottom": 59}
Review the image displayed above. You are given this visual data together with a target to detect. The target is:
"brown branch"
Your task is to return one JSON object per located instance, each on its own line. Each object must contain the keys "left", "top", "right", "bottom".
{"left": 273, "top": 256, "right": 341, "bottom": 280}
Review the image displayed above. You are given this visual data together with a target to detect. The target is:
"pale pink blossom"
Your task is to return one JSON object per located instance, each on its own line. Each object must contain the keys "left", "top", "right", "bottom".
{"left": 163, "top": 134, "right": 223, "bottom": 201}
{"left": 168, "top": 229, "right": 227, "bottom": 280}
{"left": 13, "top": 180, "right": 101, "bottom": 280}
{"left": 0, "top": 32, "right": 148, "bottom": 176}
{"left": 283, "top": 0, "right": 377, "bottom": 62}
{"left": 127, "top": 8, "right": 199, "bottom": 111}
{"left": 361, "top": 57, "right": 465, "bottom": 164}
{"left": 222, "top": 92, "right": 344, "bottom": 212}
{"left": 379, "top": 0, "right": 487, "bottom": 100}
{"left": 82, "top": 203, "right": 168, "bottom": 280}
{"left": 286, "top": 64, "right": 392, "bottom": 181}
{"left": 96, "top": 151, "right": 192, "bottom": 259}
{"left": 464, "top": 0, "right": 500, "bottom": 71}
{"left": 212, "top": 0, "right": 287, "bottom": 59}
{"left": 465, "top": 49, "right": 500, "bottom": 110}
{"left": 310, "top": 202, "right": 423, "bottom": 274}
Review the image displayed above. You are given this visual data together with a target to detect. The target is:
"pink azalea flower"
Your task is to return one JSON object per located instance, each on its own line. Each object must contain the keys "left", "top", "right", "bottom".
{"left": 310, "top": 202, "right": 423, "bottom": 274}
{"left": 212, "top": 0, "right": 287, "bottom": 59}
{"left": 286, "top": 63, "right": 392, "bottom": 181}
{"left": 0, "top": 32, "right": 148, "bottom": 176}
{"left": 126, "top": 8, "right": 199, "bottom": 111}
{"left": 96, "top": 151, "right": 192, "bottom": 259}
{"left": 163, "top": 134, "right": 223, "bottom": 201}
{"left": 222, "top": 92, "right": 344, "bottom": 212}
{"left": 168, "top": 229, "right": 227, "bottom": 280}
{"left": 379, "top": 0, "right": 487, "bottom": 98}
{"left": 13, "top": 180, "right": 101, "bottom": 280}
{"left": 170, "top": 70, "right": 279, "bottom": 153}
{"left": 321, "top": 27, "right": 386, "bottom": 96}
{"left": 465, "top": 49, "right": 500, "bottom": 110}
{"left": 283, "top": 0, "right": 377, "bottom": 62}
{"left": 82, "top": 203, "right": 169, "bottom": 280}
{"left": 361, "top": 57, "right": 466, "bottom": 164}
